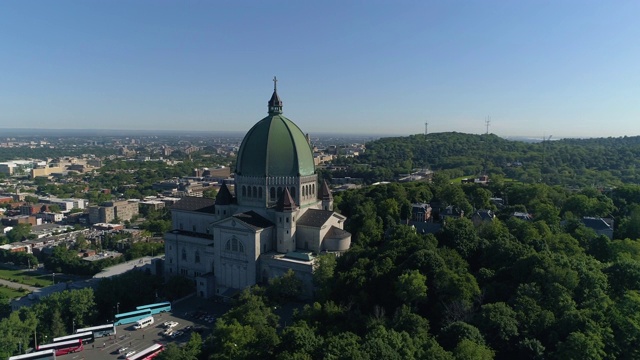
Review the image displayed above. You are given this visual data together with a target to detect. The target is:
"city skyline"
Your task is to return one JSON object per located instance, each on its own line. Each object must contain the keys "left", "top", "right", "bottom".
{"left": 1, "top": 1, "right": 639, "bottom": 138}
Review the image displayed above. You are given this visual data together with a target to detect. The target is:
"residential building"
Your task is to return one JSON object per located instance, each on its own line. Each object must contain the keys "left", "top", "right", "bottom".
{"left": 89, "top": 200, "right": 139, "bottom": 224}
{"left": 581, "top": 217, "right": 614, "bottom": 239}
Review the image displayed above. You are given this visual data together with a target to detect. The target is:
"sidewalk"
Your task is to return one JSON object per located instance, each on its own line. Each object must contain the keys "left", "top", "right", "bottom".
{"left": 0, "top": 278, "right": 37, "bottom": 292}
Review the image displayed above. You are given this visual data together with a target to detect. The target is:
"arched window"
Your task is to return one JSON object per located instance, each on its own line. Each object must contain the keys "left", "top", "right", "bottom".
{"left": 270, "top": 187, "right": 276, "bottom": 201}
{"left": 277, "top": 187, "right": 283, "bottom": 199}
{"left": 225, "top": 238, "right": 245, "bottom": 253}
{"left": 259, "top": 187, "right": 263, "bottom": 198}
{"left": 303, "top": 186, "right": 307, "bottom": 197}
{"left": 181, "top": 248, "right": 186, "bottom": 260}
{"left": 312, "top": 184, "right": 315, "bottom": 196}
{"left": 253, "top": 186, "right": 257, "bottom": 198}
{"left": 195, "top": 250, "right": 201, "bottom": 263}
{"left": 242, "top": 185, "right": 246, "bottom": 197}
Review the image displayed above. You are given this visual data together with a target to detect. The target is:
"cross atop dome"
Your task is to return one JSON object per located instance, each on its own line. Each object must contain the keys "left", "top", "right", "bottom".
{"left": 268, "top": 76, "right": 283, "bottom": 115}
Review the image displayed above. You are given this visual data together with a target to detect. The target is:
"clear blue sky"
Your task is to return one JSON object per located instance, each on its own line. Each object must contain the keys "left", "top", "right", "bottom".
{"left": 1, "top": 1, "right": 639, "bottom": 138}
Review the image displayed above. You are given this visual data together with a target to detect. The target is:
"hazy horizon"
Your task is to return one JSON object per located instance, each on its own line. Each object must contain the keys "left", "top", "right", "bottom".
{"left": 0, "top": 127, "right": 619, "bottom": 142}
{"left": 1, "top": 1, "right": 639, "bottom": 138}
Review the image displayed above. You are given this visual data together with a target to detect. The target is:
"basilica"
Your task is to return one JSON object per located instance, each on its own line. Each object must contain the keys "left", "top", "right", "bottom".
{"left": 163, "top": 80, "right": 351, "bottom": 299}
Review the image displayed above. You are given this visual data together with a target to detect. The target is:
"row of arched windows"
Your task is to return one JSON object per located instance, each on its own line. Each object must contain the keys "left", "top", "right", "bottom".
{"left": 241, "top": 185, "right": 263, "bottom": 199}
{"left": 240, "top": 184, "right": 316, "bottom": 202}
{"left": 302, "top": 183, "right": 315, "bottom": 197}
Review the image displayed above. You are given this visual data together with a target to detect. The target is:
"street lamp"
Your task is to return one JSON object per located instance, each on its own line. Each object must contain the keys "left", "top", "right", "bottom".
{"left": 117, "top": 302, "right": 120, "bottom": 314}
{"left": 72, "top": 319, "right": 75, "bottom": 333}
{"left": 51, "top": 273, "right": 55, "bottom": 285}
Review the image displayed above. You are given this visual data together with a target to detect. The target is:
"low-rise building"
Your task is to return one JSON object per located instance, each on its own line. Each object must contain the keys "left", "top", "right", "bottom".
{"left": 36, "top": 212, "right": 64, "bottom": 223}
{"left": 581, "top": 217, "right": 614, "bottom": 239}
{"left": 89, "top": 200, "right": 139, "bottom": 224}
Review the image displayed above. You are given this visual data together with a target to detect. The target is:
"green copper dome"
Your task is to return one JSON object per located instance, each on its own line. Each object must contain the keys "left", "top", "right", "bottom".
{"left": 235, "top": 85, "right": 315, "bottom": 177}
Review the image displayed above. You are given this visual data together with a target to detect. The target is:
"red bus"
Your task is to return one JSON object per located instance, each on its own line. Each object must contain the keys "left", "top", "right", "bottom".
{"left": 37, "top": 339, "right": 83, "bottom": 356}
{"left": 127, "top": 343, "right": 164, "bottom": 360}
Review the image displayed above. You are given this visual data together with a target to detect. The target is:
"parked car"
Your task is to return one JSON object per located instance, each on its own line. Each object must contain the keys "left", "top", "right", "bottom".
{"left": 165, "top": 321, "right": 179, "bottom": 328}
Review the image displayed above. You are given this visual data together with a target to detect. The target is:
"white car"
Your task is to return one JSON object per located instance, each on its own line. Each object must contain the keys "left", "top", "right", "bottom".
{"left": 118, "top": 347, "right": 128, "bottom": 353}
{"left": 125, "top": 350, "right": 137, "bottom": 357}
{"left": 166, "top": 321, "right": 179, "bottom": 328}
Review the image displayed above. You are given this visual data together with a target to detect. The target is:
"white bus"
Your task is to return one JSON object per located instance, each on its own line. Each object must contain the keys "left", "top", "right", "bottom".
{"left": 134, "top": 316, "right": 154, "bottom": 329}
{"left": 8, "top": 350, "right": 56, "bottom": 360}
{"left": 75, "top": 323, "right": 116, "bottom": 338}
{"left": 52, "top": 331, "right": 93, "bottom": 344}
{"left": 127, "top": 343, "right": 164, "bottom": 360}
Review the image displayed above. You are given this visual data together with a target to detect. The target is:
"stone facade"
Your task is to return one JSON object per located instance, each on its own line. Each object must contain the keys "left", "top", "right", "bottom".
{"left": 164, "top": 82, "right": 351, "bottom": 299}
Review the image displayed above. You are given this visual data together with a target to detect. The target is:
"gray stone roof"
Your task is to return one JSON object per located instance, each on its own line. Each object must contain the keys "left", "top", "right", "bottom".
{"left": 297, "top": 209, "right": 334, "bottom": 227}
{"left": 581, "top": 217, "right": 612, "bottom": 231}
{"left": 233, "top": 211, "right": 274, "bottom": 230}
{"left": 324, "top": 226, "right": 350, "bottom": 239}
{"left": 171, "top": 196, "right": 216, "bottom": 213}
{"left": 277, "top": 187, "right": 297, "bottom": 212}
{"left": 473, "top": 209, "right": 495, "bottom": 220}
{"left": 215, "top": 183, "right": 234, "bottom": 205}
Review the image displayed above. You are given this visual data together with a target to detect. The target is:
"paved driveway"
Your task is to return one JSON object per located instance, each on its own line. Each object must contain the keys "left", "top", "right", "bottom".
{"left": 55, "top": 295, "right": 230, "bottom": 360}
{"left": 0, "top": 278, "right": 37, "bottom": 291}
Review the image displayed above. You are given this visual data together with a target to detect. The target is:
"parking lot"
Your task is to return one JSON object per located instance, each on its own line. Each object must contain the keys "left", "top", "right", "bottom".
{"left": 60, "top": 295, "right": 231, "bottom": 360}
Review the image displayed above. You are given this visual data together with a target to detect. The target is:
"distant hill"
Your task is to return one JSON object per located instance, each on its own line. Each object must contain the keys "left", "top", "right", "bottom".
{"left": 347, "top": 132, "right": 640, "bottom": 186}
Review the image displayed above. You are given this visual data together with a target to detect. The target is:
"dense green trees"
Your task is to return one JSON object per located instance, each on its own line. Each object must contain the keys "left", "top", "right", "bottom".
{"left": 42, "top": 245, "right": 120, "bottom": 276}
{"left": 208, "top": 290, "right": 280, "bottom": 360}
{"left": 5, "top": 224, "right": 34, "bottom": 242}
{"left": 8, "top": 133, "right": 640, "bottom": 358}
{"left": 0, "top": 287, "right": 96, "bottom": 357}
{"left": 94, "top": 271, "right": 164, "bottom": 322}
{"left": 157, "top": 333, "right": 202, "bottom": 360}
{"left": 0, "top": 250, "right": 38, "bottom": 267}
{"left": 348, "top": 132, "right": 640, "bottom": 187}
{"left": 183, "top": 179, "right": 640, "bottom": 359}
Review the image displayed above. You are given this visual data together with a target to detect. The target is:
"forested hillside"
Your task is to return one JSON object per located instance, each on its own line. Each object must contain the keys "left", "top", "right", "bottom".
{"left": 190, "top": 180, "right": 640, "bottom": 359}
{"left": 6, "top": 135, "right": 640, "bottom": 359}
{"left": 330, "top": 133, "right": 640, "bottom": 186}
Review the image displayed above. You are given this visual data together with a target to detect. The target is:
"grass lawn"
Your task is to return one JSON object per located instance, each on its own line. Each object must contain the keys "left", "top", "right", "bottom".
{"left": 0, "top": 267, "right": 54, "bottom": 287}
{"left": 451, "top": 175, "right": 475, "bottom": 183}
{"left": 0, "top": 285, "right": 29, "bottom": 299}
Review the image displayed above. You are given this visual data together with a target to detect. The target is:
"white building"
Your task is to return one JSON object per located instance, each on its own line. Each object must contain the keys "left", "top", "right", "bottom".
{"left": 164, "top": 82, "right": 351, "bottom": 299}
